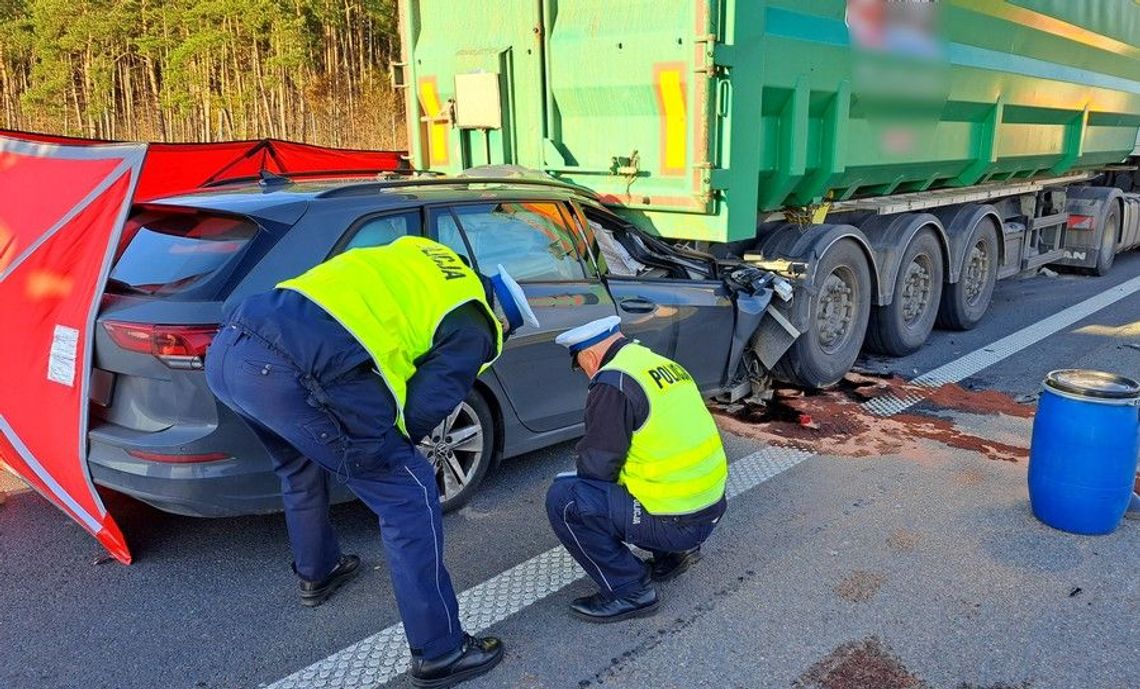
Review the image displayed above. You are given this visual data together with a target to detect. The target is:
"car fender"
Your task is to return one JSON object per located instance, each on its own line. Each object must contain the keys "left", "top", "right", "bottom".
{"left": 723, "top": 288, "right": 775, "bottom": 390}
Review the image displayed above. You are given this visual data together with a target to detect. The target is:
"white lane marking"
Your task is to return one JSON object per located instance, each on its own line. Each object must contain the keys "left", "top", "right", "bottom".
{"left": 862, "top": 273, "right": 1140, "bottom": 416}
{"left": 263, "top": 446, "right": 813, "bottom": 689}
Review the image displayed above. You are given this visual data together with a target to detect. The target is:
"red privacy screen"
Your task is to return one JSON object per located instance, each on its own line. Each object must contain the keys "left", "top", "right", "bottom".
{"left": 0, "top": 136, "right": 144, "bottom": 563}
{"left": 0, "top": 131, "right": 404, "bottom": 563}
{"left": 1, "top": 130, "right": 405, "bottom": 201}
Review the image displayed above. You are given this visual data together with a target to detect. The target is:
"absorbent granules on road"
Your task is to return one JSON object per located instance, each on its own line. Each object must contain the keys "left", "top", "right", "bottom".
{"left": 713, "top": 373, "right": 1034, "bottom": 464}
{"left": 794, "top": 636, "right": 925, "bottom": 689}
{"left": 834, "top": 570, "right": 887, "bottom": 603}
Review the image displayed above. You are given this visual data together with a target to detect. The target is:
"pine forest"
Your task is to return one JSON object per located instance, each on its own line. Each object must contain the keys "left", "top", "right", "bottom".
{"left": 0, "top": 0, "right": 407, "bottom": 148}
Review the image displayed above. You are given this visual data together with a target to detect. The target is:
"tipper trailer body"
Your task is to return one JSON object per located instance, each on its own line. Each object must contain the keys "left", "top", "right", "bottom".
{"left": 397, "top": 0, "right": 1140, "bottom": 392}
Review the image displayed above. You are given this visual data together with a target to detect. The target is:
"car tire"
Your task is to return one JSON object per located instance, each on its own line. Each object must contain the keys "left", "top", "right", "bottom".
{"left": 866, "top": 228, "right": 944, "bottom": 356}
{"left": 419, "top": 391, "right": 497, "bottom": 513}
{"left": 773, "top": 238, "right": 872, "bottom": 388}
{"left": 936, "top": 216, "right": 998, "bottom": 331}
{"left": 1093, "top": 204, "right": 1120, "bottom": 277}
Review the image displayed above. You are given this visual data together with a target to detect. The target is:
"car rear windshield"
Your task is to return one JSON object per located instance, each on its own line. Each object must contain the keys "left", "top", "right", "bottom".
{"left": 108, "top": 209, "right": 259, "bottom": 299}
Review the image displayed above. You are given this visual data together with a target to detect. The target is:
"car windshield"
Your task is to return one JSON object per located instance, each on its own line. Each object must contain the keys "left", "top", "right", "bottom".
{"left": 109, "top": 209, "right": 258, "bottom": 299}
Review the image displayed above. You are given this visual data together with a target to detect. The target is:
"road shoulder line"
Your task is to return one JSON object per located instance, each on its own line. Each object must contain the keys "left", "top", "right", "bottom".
{"left": 862, "top": 273, "right": 1140, "bottom": 416}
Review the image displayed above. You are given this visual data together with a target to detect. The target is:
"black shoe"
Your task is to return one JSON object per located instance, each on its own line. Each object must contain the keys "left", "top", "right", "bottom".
{"left": 648, "top": 547, "right": 702, "bottom": 583}
{"left": 570, "top": 588, "right": 659, "bottom": 623}
{"left": 299, "top": 555, "right": 360, "bottom": 607}
{"left": 410, "top": 633, "right": 504, "bottom": 688}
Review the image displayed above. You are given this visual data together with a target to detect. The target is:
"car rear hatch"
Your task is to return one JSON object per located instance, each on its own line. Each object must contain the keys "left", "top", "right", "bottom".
{"left": 90, "top": 203, "right": 286, "bottom": 462}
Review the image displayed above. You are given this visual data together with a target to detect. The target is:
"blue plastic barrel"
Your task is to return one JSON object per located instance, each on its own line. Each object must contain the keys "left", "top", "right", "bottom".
{"left": 1028, "top": 370, "right": 1140, "bottom": 534}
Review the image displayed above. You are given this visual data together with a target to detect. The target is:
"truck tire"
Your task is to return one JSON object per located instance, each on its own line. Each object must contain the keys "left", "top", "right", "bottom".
{"left": 866, "top": 228, "right": 945, "bottom": 356}
{"left": 773, "top": 238, "right": 871, "bottom": 388}
{"left": 1093, "top": 203, "right": 1120, "bottom": 276}
{"left": 936, "top": 216, "right": 998, "bottom": 331}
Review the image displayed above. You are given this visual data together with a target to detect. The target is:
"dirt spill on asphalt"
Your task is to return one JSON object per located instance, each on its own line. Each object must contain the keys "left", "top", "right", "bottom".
{"left": 886, "top": 529, "right": 923, "bottom": 553}
{"left": 713, "top": 373, "right": 1033, "bottom": 464}
{"left": 953, "top": 465, "right": 988, "bottom": 487}
{"left": 795, "top": 636, "right": 926, "bottom": 689}
{"left": 835, "top": 570, "right": 887, "bottom": 603}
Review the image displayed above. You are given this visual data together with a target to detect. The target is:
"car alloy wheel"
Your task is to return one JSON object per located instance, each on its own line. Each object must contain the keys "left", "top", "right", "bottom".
{"left": 418, "top": 400, "right": 486, "bottom": 507}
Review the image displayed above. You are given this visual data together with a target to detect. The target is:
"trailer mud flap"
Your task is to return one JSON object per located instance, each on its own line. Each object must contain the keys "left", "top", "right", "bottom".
{"left": 752, "top": 306, "right": 801, "bottom": 370}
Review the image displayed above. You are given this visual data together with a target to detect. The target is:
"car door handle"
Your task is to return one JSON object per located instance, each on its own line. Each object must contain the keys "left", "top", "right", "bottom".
{"left": 619, "top": 297, "right": 656, "bottom": 313}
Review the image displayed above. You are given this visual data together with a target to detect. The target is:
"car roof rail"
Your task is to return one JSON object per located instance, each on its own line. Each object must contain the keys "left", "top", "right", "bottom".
{"left": 200, "top": 167, "right": 430, "bottom": 189}
{"left": 314, "top": 175, "right": 599, "bottom": 199}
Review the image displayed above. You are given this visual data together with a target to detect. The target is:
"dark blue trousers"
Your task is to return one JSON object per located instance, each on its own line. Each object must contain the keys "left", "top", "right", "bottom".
{"left": 205, "top": 324, "right": 463, "bottom": 659}
{"left": 545, "top": 476, "right": 721, "bottom": 599}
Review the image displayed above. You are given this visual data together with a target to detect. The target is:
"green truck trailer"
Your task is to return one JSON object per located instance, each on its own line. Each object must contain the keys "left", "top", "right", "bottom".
{"left": 396, "top": 0, "right": 1140, "bottom": 392}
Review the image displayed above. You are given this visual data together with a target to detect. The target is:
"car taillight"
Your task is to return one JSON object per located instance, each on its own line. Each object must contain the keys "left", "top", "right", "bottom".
{"left": 103, "top": 321, "right": 218, "bottom": 370}
{"left": 127, "top": 450, "right": 230, "bottom": 464}
{"left": 1068, "top": 214, "right": 1095, "bottom": 230}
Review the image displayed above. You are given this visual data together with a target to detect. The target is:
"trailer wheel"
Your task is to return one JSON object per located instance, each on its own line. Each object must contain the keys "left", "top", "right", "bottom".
{"left": 937, "top": 216, "right": 998, "bottom": 331}
{"left": 867, "top": 228, "right": 944, "bottom": 356}
{"left": 1093, "top": 203, "right": 1120, "bottom": 276}
{"left": 774, "top": 238, "right": 871, "bottom": 388}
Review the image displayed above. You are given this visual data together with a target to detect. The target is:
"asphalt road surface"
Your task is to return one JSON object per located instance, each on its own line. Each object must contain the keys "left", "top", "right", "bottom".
{"left": 2, "top": 253, "right": 1138, "bottom": 689}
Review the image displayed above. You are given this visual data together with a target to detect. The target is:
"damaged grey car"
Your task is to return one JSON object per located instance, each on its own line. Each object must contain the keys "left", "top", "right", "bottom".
{"left": 90, "top": 171, "right": 785, "bottom": 516}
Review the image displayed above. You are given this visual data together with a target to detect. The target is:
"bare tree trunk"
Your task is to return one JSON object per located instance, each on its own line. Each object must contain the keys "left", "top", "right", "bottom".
{"left": 201, "top": 56, "right": 211, "bottom": 141}
{"left": 122, "top": 58, "right": 134, "bottom": 138}
{"left": 82, "top": 45, "right": 95, "bottom": 136}
{"left": 70, "top": 56, "right": 84, "bottom": 136}
{"left": 0, "top": 48, "right": 15, "bottom": 129}
{"left": 145, "top": 57, "right": 166, "bottom": 139}
{"left": 253, "top": 39, "right": 274, "bottom": 137}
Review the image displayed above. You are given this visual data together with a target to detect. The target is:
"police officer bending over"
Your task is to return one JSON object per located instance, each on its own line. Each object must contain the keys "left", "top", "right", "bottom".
{"left": 204, "top": 236, "right": 537, "bottom": 688}
{"left": 547, "top": 316, "right": 728, "bottom": 622}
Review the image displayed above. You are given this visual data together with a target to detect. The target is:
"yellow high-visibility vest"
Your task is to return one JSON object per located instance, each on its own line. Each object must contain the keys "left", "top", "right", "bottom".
{"left": 600, "top": 342, "right": 727, "bottom": 515}
{"left": 278, "top": 236, "right": 502, "bottom": 436}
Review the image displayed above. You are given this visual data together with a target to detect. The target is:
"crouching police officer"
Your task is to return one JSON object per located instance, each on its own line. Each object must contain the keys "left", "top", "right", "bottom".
{"left": 204, "top": 236, "right": 537, "bottom": 688}
{"left": 547, "top": 316, "right": 727, "bottom": 622}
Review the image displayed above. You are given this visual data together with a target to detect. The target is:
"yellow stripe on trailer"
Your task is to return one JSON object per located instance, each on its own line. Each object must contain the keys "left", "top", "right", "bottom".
{"left": 655, "top": 64, "right": 687, "bottom": 176}
{"left": 417, "top": 77, "right": 449, "bottom": 166}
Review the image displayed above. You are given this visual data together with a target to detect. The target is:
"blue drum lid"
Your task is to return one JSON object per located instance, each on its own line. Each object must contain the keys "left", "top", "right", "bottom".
{"left": 1044, "top": 369, "right": 1140, "bottom": 400}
